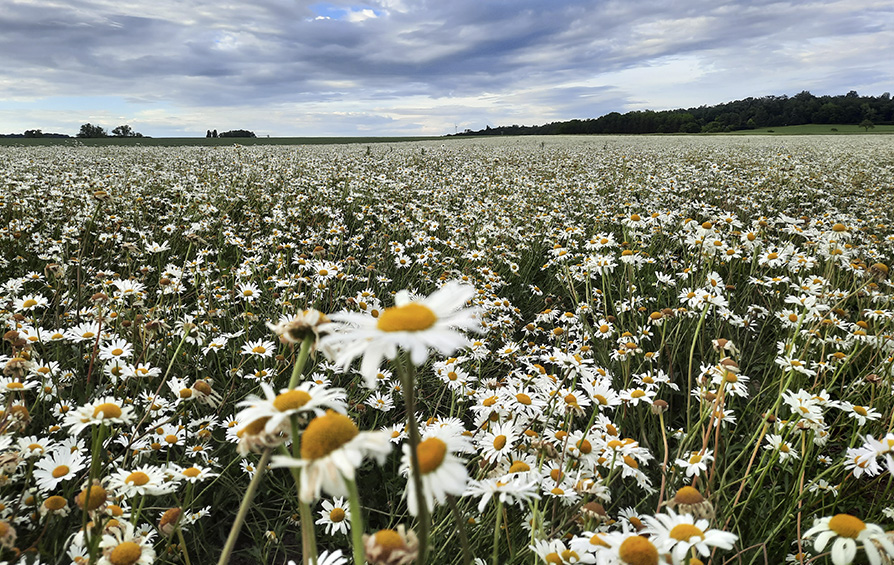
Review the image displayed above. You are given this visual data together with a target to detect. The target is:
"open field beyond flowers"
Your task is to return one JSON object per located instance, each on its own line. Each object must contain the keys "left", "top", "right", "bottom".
{"left": 1, "top": 135, "right": 893, "bottom": 565}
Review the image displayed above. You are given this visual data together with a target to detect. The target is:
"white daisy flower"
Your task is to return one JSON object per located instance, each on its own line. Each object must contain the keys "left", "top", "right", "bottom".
{"left": 320, "top": 281, "right": 480, "bottom": 387}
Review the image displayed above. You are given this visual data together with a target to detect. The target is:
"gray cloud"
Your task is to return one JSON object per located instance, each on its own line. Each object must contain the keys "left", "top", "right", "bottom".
{"left": 1, "top": 0, "right": 892, "bottom": 135}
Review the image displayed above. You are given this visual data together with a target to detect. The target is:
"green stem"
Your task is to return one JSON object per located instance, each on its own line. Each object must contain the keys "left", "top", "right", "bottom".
{"left": 217, "top": 448, "right": 273, "bottom": 565}
{"left": 492, "top": 499, "right": 503, "bottom": 565}
{"left": 395, "top": 353, "right": 429, "bottom": 564}
{"left": 346, "top": 479, "right": 367, "bottom": 565}
{"left": 288, "top": 335, "right": 315, "bottom": 389}
{"left": 447, "top": 495, "right": 471, "bottom": 565}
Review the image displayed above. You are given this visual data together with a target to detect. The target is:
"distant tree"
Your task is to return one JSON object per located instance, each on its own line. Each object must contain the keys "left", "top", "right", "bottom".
{"left": 24, "top": 129, "right": 43, "bottom": 138}
{"left": 860, "top": 119, "right": 875, "bottom": 132}
{"left": 77, "top": 123, "right": 107, "bottom": 138}
{"left": 112, "top": 125, "right": 135, "bottom": 137}
{"left": 212, "top": 129, "right": 218, "bottom": 138}
{"left": 219, "top": 129, "right": 256, "bottom": 138}
{"left": 206, "top": 130, "right": 212, "bottom": 138}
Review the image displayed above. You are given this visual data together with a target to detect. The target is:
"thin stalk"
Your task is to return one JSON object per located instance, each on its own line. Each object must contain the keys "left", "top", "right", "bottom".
{"left": 346, "top": 479, "right": 367, "bottom": 565}
{"left": 217, "top": 448, "right": 273, "bottom": 565}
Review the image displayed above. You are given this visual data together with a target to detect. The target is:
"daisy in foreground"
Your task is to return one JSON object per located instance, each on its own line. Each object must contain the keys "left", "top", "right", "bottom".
{"left": 271, "top": 409, "right": 391, "bottom": 502}
{"left": 321, "top": 281, "right": 480, "bottom": 387}
{"left": 803, "top": 513, "right": 894, "bottom": 565}
{"left": 644, "top": 509, "right": 738, "bottom": 563}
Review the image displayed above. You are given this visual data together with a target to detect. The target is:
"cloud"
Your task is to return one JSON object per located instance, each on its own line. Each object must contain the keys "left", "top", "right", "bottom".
{"left": 1, "top": 0, "right": 892, "bottom": 136}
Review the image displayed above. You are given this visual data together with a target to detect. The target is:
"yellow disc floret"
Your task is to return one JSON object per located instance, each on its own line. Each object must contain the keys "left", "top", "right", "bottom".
{"left": 109, "top": 541, "right": 142, "bottom": 565}
{"left": 669, "top": 523, "right": 705, "bottom": 541}
{"left": 618, "top": 535, "right": 659, "bottom": 565}
{"left": 377, "top": 303, "right": 437, "bottom": 332}
{"left": 300, "top": 410, "right": 359, "bottom": 460}
{"left": 828, "top": 514, "right": 866, "bottom": 538}
{"left": 417, "top": 437, "right": 447, "bottom": 474}
{"left": 273, "top": 390, "right": 312, "bottom": 412}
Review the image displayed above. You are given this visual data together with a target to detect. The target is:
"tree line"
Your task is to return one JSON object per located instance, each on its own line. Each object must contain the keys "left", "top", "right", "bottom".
{"left": 453, "top": 91, "right": 894, "bottom": 136}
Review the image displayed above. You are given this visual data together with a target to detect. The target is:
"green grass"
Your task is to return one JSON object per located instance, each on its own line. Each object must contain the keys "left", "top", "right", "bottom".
{"left": 0, "top": 135, "right": 444, "bottom": 147}
{"left": 722, "top": 123, "right": 894, "bottom": 135}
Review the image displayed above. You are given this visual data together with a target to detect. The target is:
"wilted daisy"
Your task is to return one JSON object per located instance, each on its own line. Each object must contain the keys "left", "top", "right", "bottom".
{"left": 267, "top": 309, "right": 332, "bottom": 345}
{"left": 321, "top": 281, "right": 480, "bottom": 387}
{"left": 271, "top": 409, "right": 391, "bottom": 502}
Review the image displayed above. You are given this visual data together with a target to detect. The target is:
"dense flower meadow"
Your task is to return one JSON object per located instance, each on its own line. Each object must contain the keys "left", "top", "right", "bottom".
{"left": 0, "top": 135, "right": 893, "bottom": 565}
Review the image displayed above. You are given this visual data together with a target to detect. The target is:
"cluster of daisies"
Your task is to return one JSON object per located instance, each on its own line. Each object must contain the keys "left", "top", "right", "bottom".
{"left": 0, "top": 135, "right": 891, "bottom": 565}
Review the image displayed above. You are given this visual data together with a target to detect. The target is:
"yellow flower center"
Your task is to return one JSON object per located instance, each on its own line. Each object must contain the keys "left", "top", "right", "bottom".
{"left": 52, "top": 465, "right": 70, "bottom": 478}
{"left": 623, "top": 455, "right": 638, "bottom": 469}
{"left": 376, "top": 303, "right": 437, "bottom": 332}
{"left": 630, "top": 389, "right": 645, "bottom": 398}
{"left": 590, "top": 533, "right": 610, "bottom": 547}
{"left": 373, "top": 529, "right": 406, "bottom": 559}
{"left": 618, "top": 535, "right": 659, "bottom": 565}
{"left": 273, "top": 390, "right": 313, "bottom": 412}
{"left": 126, "top": 471, "right": 150, "bottom": 486}
{"left": 109, "top": 541, "right": 142, "bottom": 565}
{"left": 329, "top": 507, "right": 346, "bottom": 522}
{"left": 594, "top": 394, "right": 608, "bottom": 405}
{"left": 300, "top": 411, "right": 359, "bottom": 460}
{"left": 179, "top": 388, "right": 192, "bottom": 399}
{"left": 828, "top": 514, "right": 866, "bottom": 538}
{"left": 577, "top": 439, "right": 592, "bottom": 454}
{"left": 22, "top": 299, "right": 38, "bottom": 308}
{"left": 689, "top": 454, "right": 702, "bottom": 464}
{"left": 670, "top": 523, "right": 705, "bottom": 541}
{"left": 674, "top": 486, "right": 705, "bottom": 504}
{"left": 76, "top": 485, "right": 107, "bottom": 510}
{"left": 493, "top": 435, "right": 507, "bottom": 451}
{"left": 238, "top": 417, "right": 271, "bottom": 437}
{"left": 417, "top": 437, "right": 447, "bottom": 474}
{"left": 93, "top": 402, "right": 123, "bottom": 419}
{"left": 509, "top": 461, "right": 530, "bottom": 473}
{"left": 252, "top": 345, "right": 267, "bottom": 354}
{"left": 44, "top": 495, "right": 67, "bottom": 511}
{"left": 111, "top": 348, "right": 124, "bottom": 356}
{"left": 516, "top": 393, "right": 532, "bottom": 405}
{"left": 6, "top": 382, "right": 23, "bottom": 390}
{"left": 853, "top": 406, "right": 868, "bottom": 416}
{"left": 182, "top": 467, "right": 201, "bottom": 478}
{"left": 544, "top": 553, "right": 563, "bottom": 564}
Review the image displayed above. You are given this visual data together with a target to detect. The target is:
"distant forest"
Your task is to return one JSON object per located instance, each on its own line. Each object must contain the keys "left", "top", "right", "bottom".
{"left": 453, "top": 90, "right": 893, "bottom": 136}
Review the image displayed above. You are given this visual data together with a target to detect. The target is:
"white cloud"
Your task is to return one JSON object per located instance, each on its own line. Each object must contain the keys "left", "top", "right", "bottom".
{"left": 0, "top": 0, "right": 891, "bottom": 136}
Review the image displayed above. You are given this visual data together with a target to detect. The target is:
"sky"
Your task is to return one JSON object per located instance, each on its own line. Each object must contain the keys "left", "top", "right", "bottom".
{"left": 1, "top": 0, "right": 892, "bottom": 137}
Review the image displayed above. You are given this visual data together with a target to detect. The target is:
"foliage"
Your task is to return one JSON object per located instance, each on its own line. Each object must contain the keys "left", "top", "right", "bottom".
{"left": 456, "top": 90, "right": 894, "bottom": 136}
{"left": 77, "top": 123, "right": 108, "bottom": 138}
{"left": 219, "top": 129, "right": 257, "bottom": 138}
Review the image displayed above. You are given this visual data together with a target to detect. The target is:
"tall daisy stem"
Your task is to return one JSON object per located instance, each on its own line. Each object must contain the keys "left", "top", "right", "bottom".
{"left": 492, "top": 499, "right": 503, "bottom": 565}
{"left": 396, "top": 353, "right": 429, "bottom": 564}
{"left": 346, "top": 479, "right": 367, "bottom": 565}
{"left": 288, "top": 335, "right": 314, "bottom": 389}
{"left": 217, "top": 448, "right": 272, "bottom": 565}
